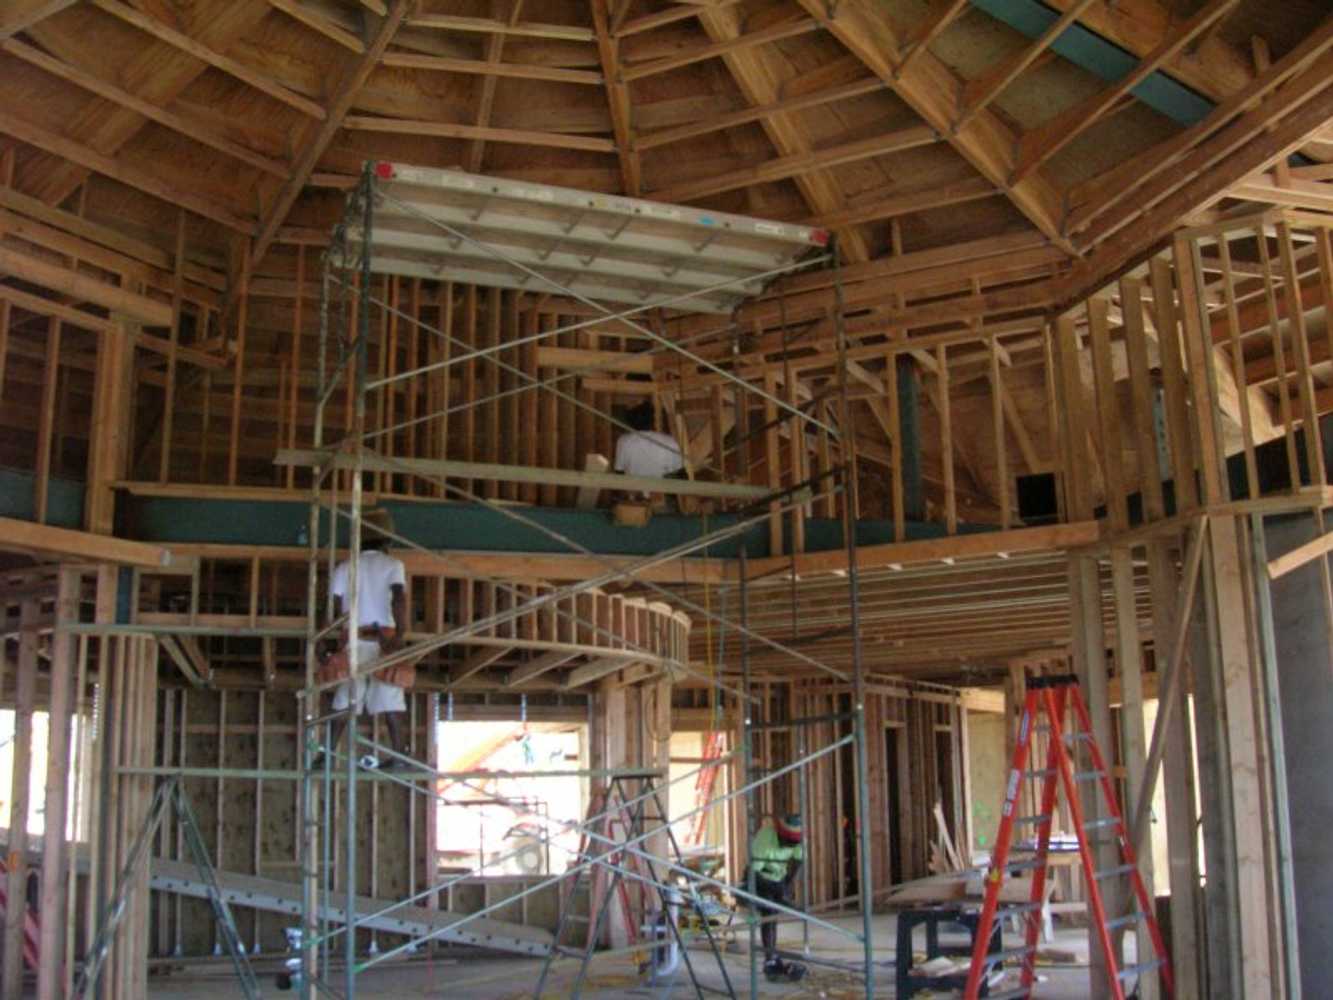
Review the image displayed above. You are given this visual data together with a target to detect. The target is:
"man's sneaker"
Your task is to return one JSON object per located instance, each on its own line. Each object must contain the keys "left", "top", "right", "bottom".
{"left": 783, "top": 962, "right": 807, "bottom": 982}
{"left": 358, "top": 754, "right": 380, "bottom": 770}
{"left": 763, "top": 959, "right": 786, "bottom": 982}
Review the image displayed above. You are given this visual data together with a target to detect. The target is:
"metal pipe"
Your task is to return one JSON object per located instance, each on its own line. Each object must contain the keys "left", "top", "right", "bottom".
{"left": 357, "top": 734, "right": 860, "bottom": 971}
{"left": 831, "top": 234, "right": 876, "bottom": 999}
{"left": 740, "top": 549, "right": 759, "bottom": 995}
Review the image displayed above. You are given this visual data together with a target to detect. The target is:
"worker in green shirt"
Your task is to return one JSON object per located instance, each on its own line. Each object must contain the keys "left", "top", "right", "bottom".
{"left": 747, "top": 813, "right": 806, "bottom": 982}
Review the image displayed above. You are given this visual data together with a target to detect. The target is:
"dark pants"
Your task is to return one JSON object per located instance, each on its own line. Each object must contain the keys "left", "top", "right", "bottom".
{"left": 753, "top": 875, "right": 786, "bottom": 959}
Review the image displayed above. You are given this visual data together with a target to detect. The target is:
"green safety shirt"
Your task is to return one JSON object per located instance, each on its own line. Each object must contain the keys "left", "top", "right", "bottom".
{"left": 749, "top": 824, "right": 802, "bottom": 882}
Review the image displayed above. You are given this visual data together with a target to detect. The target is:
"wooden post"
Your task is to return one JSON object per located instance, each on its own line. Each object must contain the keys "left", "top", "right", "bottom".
{"left": 1144, "top": 535, "right": 1203, "bottom": 998}
{"left": 936, "top": 345, "right": 956, "bottom": 534}
{"left": 989, "top": 338, "right": 1010, "bottom": 528}
{"left": 227, "top": 241, "right": 251, "bottom": 485}
{"left": 287, "top": 244, "right": 305, "bottom": 489}
{"left": 37, "top": 568, "right": 79, "bottom": 999}
{"left": 35, "top": 317, "right": 61, "bottom": 523}
{"left": 2, "top": 599, "right": 39, "bottom": 998}
{"left": 159, "top": 209, "right": 186, "bottom": 483}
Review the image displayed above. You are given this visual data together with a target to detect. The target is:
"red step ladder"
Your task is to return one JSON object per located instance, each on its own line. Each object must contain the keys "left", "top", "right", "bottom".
{"left": 0, "top": 858, "right": 41, "bottom": 974}
{"left": 963, "top": 675, "right": 1172, "bottom": 1000}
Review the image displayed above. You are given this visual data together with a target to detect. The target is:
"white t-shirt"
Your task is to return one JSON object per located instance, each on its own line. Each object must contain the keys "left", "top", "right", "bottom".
{"left": 614, "top": 431, "right": 683, "bottom": 478}
{"left": 331, "top": 549, "right": 406, "bottom": 629}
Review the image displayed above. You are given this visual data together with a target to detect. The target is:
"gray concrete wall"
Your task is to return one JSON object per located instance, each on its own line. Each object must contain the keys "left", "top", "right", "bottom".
{"left": 1268, "top": 514, "right": 1333, "bottom": 999}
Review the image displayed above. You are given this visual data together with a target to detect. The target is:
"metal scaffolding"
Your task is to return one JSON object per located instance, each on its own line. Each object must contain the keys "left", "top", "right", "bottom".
{"left": 296, "top": 161, "right": 881, "bottom": 998}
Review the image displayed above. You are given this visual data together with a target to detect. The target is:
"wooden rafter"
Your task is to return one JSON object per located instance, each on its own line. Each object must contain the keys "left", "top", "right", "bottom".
{"left": 896, "top": 0, "right": 971, "bottom": 77}
{"left": 0, "top": 107, "right": 253, "bottom": 232}
{"left": 1069, "top": 17, "right": 1333, "bottom": 241}
{"left": 649, "top": 125, "right": 937, "bottom": 205}
{"left": 796, "top": 0, "right": 1073, "bottom": 255}
{"left": 2, "top": 39, "right": 289, "bottom": 178}
{"left": 22, "top": 0, "right": 271, "bottom": 205}
{"left": 592, "top": 0, "right": 640, "bottom": 195}
{"left": 1011, "top": 0, "right": 1241, "bottom": 184}
{"left": 1064, "top": 51, "right": 1333, "bottom": 299}
{"left": 635, "top": 76, "right": 885, "bottom": 151}
{"left": 956, "top": 0, "right": 1098, "bottom": 130}
{"left": 803, "top": 176, "right": 997, "bottom": 230}
{"left": 697, "top": 5, "right": 872, "bottom": 262}
{"left": 343, "top": 116, "right": 616, "bottom": 154}
{"left": 267, "top": 0, "right": 365, "bottom": 52}
{"left": 621, "top": 16, "right": 820, "bottom": 81}
{"left": 251, "top": 0, "right": 411, "bottom": 268}
{"left": 0, "top": 0, "right": 77, "bottom": 41}
{"left": 407, "top": 12, "right": 592, "bottom": 42}
{"left": 465, "top": 0, "right": 525, "bottom": 173}
{"left": 89, "top": 0, "right": 327, "bottom": 120}
{"left": 380, "top": 51, "right": 603, "bottom": 85}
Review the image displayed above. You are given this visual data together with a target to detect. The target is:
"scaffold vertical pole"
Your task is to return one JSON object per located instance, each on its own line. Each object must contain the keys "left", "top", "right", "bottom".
{"left": 831, "top": 235, "right": 875, "bottom": 997}
{"left": 739, "top": 548, "right": 759, "bottom": 996}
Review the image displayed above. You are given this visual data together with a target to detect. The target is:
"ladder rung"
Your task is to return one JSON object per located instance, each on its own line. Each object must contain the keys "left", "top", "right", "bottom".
{"left": 1105, "top": 912, "right": 1146, "bottom": 931}
{"left": 982, "top": 944, "right": 1037, "bottom": 967}
{"left": 1014, "top": 814, "right": 1052, "bottom": 826}
{"left": 1073, "top": 769, "right": 1105, "bottom": 782}
{"left": 1064, "top": 732, "right": 1094, "bottom": 742}
{"left": 1083, "top": 817, "right": 1121, "bottom": 830}
{"left": 1024, "top": 768, "right": 1056, "bottom": 778}
{"left": 1117, "top": 958, "right": 1167, "bottom": 981}
{"left": 1094, "top": 864, "right": 1137, "bottom": 881}
{"left": 999, "top": 901, "right": 1044, "bottom": 917}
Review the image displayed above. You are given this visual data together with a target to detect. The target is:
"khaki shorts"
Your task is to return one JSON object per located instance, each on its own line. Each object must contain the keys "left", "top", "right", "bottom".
{"left": 331, "top": 640, "right": 406, "bottom": 714}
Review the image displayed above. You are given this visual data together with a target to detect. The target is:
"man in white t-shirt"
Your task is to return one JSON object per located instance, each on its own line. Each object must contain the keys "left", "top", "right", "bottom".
{"left": 316, "top": 508, "right": 412, "bottom": 769}
{"left": 614, "top": 404, "right": 684, "bottom": 502}
{"left": 614, "top": 429, "right": 684, "bottom": 480}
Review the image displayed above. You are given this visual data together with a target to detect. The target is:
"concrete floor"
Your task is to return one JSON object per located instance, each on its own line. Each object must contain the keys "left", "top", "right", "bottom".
{"left": 141, "top": 912, "right": 1131, "bottom": 998}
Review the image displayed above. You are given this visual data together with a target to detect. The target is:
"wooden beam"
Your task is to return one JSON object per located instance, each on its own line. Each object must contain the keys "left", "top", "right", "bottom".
{"left": 342, "top": 115, "right": 615, "bottom": 153}
{"left": 0, "top": 0, "right": 76, "bottom": 40}
{"left": 0, "top": 108, "right": 253, "bottom": 233}
{"left": 506, "top": 649, "right": 578, "bottom": 686}
{"left": 0, "top": 243, "right": 173, "bottom": 326}
{"left": 896, "top": 0, "right": 970, "bottom": 77}
{"left": 2, "top": 39, "right": 289, "bottom": 178}
{"left": 0, "top": 516, "right": 173, "bottom": 566}
{"left": 1012, "top": 0, "right": 1240, "bottom": 184}
{"left": 464, "top": 0, "right": 524, "bottom": 173}
{"left": 268, "top": 0, "right": 365, "bottom": 52}
{"left": 592, "top": 0, "right": 640, "bottom": 194}
{"left": 89, "top": 0, "right": 327, "bottom": 119}
{"left": 159, "top": 634, "right": 206, "bottom": 687}
{"left": 634, "top": 77, "right": 885, "bottom": 152}
{"left": 621, "top": 17, "right": 820, "bottom": 81}
{"left": 252, "top": 1, "right": 411, "bottom": 268}
{"left": 956, "top": 0, "right": 1098, "bottom": 128}
{"left": 743, "top": 519, "right": 1100, "bottom": 577}
{"left": 448, "top": 646, "right": 510, "bottom": 685}
{"left": 564, "top": 655, "right": 639, "bottom": 689}
{"left": 1069, "top": 20, "right": 1333, "bottom": 245}
{"left": 649, "top": 125, "right": 938, "bottom": 204}
{"left": 275, "top": 448, "right": 773, "bottom": 499}
{"left": 797, "top": 0, "right": 1071, "bottom": 253}
{"left": 407, "top": 12, "right": 594, "bottom": 41}
{"left": 802, "top": 176, "right": 997, "bottom": 230}
{"left": 379, "top": 51, "right": 603, "bottom": 85}
{"left": 697, "top": 5, "right": 872, "bottom": 262}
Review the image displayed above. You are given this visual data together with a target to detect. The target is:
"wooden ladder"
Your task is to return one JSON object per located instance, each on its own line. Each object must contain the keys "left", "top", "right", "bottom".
{"left": 963, "top": 675, "right": 1173, "bottom": 1000}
